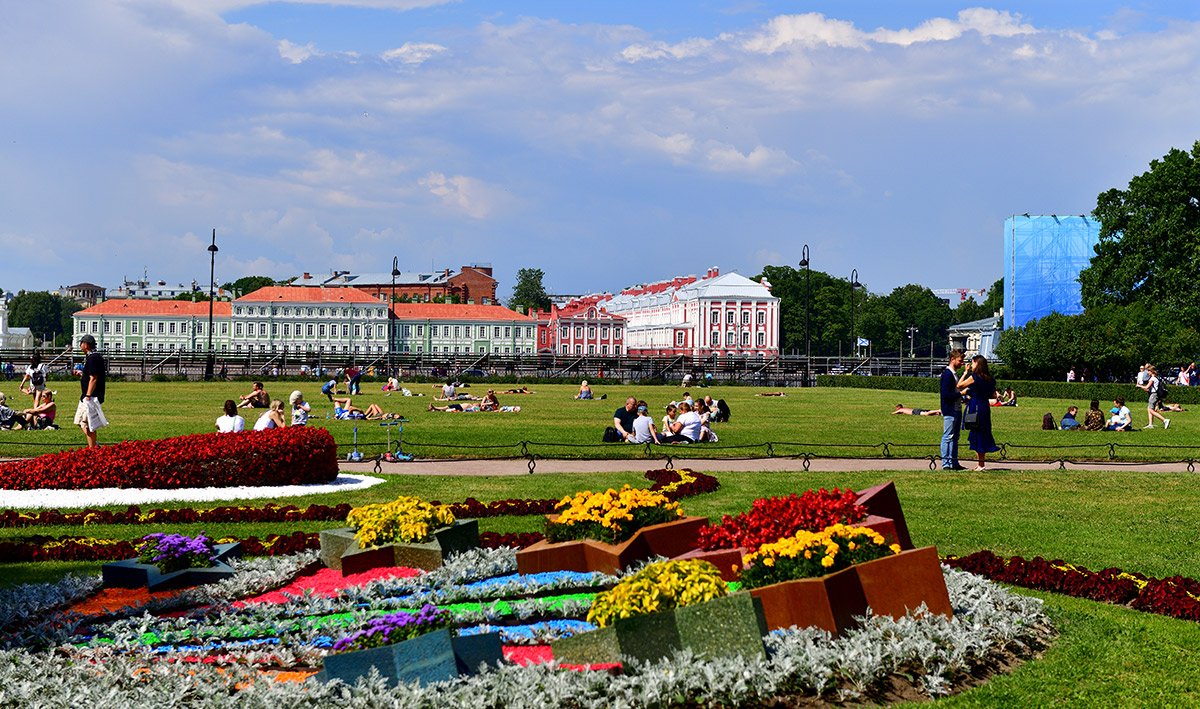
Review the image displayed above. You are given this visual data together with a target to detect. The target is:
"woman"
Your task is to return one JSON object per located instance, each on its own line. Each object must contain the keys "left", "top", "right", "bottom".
{"left": 253, "top": 399, "right": 287, "bottom": 430}
{"left": 1136, "top": 365, "right": 1170, "bottom": 429}
{"left": 215, "top": 399, "right": 245, "bottom": 433}
{"left": 957, "top": 355, "right": 1000, "bottom": 471}
{"left": 289, "top": 390, "right": 311, "bottom": 426}
{"left": 480, "top": 390, "right": 500, "bottom": 412}
{"left": 20, "top": 390, "right": 56, "bottom": 430}
{"left": 575, "top": 380, "right": 593, "bottom": 400}
{"left": 19, "top": 353, "right": 48, "bottom": 406}
{"left": 1083, "top": 400, "right": 1105, "bottom": 431}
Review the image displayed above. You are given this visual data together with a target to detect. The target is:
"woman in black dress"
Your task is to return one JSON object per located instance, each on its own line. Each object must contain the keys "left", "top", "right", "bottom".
{"left": 957, "top": 355, "right": 1001, "bottom": 471}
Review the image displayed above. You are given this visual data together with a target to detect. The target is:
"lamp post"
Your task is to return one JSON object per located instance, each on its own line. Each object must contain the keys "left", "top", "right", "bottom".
{"left": 907, "top": 326, "right": 919, "bottom": 359}
{"left": 204, "top": 229, "right": 218, "bottom": 380}
{"left": 849, "top": 268, "right": 861, "bottom": 359}
{"left": 799, "top": 245, "right": 811, "bottom": 386}
{"left": 390, "top": 256, "right": 401, "bottom": 375}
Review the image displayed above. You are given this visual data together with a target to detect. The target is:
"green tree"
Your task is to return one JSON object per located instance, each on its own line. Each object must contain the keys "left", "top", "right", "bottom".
{"left": 7, "top": 291, "right": 78, "bottom": 344}
{"left": 954, "top": 277, "right": 1004, "bottom": 324}
{"left": 174, "top": 291, "right": 211, "bottom": 301}
{"left": 508, "top": 268, "right": 551, "bottom": 312}
{"left": 874, "top": 284, "right": 953, "bottom": 356}
{"left": 221, "top": 276, "right": 277, "bottom": 298}
{"left": 1079, "top": 141, "right": 1200, "bottom": 321}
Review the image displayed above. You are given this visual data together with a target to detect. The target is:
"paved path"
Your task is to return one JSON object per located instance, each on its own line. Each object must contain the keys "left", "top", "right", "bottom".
{"left": 338, "top": 456, "right": 1199, "bottom": 477}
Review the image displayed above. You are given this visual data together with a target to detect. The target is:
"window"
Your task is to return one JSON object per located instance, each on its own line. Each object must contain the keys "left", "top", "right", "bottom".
{"left": 560, "top": 345, "right": 567, "bottom": 354}
{"left": 757, "top": 311, "right": 766, "bottom": 325}
{"left": 283, "top": 323, "right": 291, "bottom": 337}
{"left": 320, "top": 308, "right": 327, "bottom": 317}
{"left": 271, "top": 323, "right": 278, "bottom": 335}
{"left": 307, "top": 307, "right": 314, "bottom": 316}
{"left": 416, "top": 325, "right": 424, "bottom": 335}
{"left": 601, "top": 327, "right": 609, "bottom": 338}
{"left": 710, "top": 311, "right": 719, "bottom": 324}
{"left": 403, "top": 325, "right": 411, "bottom": 337}
{"left": 741, "top": 331, "right": 750, "bottom": 346}
{"left": 115, "top": 321, "right": 123, "bottom": 334}
{"left": 157, "top": 322, "right": 164, "bottom": 334}
{"left": 354, "top": 324, "right": 361, "bottom": 337}
{"left": 235, "top": 307, "right": 242, "bottom": 316}
{"left": 588, "top": 344, "right": 596, "bottom": 355}
{"left": 479, "top": 326, "right": 487, "bottom": 338}
{"left": 235, "top": 323, "right": 244, "bottom": 337}
{"left": 727, "top": 310, "right": 735, "bottom": 324}
{"left": 614, "top": 327, "right": 622, "bottom": 338}
{"left": 131, "top": 321, "right": 139, "bottom": 334}
{"left": 306, "top": 324, "right": 314, "bottom": 337}
{"left": 710, "top": 332, "right": 720, "bottom": 346}
{"left": 103, "top": 321, "right": 111, "bottom": 333}
{"left": 574, "top": 326, "right": 583, "bottom": 338}
{"left": 493, "top": 326, "right": 501, "bottom": 338}
{"left": 726, "top": 331, "right": 735, "bottom": 346}
{"left": 587, "top": 326, "right": 596, "bottom": 339}
{"left": 376, "top": 325, "right": 384, "bottom": 338}
{"left": 221, "top": 323, "right": 229, "bottom": 335}
{"left": 319, "top": 324, "right": 326, "bottom": 337}
{"left": 757, "top": 332, "right": 766, "bottom": 347}
{"left": 560, "top": 326, "right": 569, "bottom": 339}
{"left": 454, "top": 326, "right": 461, "bottom": 338}
{"left": 130, "top": 342, "right": 138, "bottom": 352}
{"left": 575, "top": 345, "right": 582, "bottom": 354}
{"left": 602, "top": 345, "right": 608, "bottom": 355}
{"left": 676, "top": 331, "right": 685, "bottom": 345}
{"left": 742, "top": 311, "right": 750, "bottom": 325}
{"left": 341, "top": 324, "right": 349, "bottom": 338}
{"left": 431, "top": 325, "right": 439, "bottom": 337}
{"left": 504, "top": 326, "right": 511, "bottom": 338}
{"left": 259, "top": 323, "right": 267, "bottom": 337}
{"left": 525, "top": 327, "right": 532, "bottom": 339}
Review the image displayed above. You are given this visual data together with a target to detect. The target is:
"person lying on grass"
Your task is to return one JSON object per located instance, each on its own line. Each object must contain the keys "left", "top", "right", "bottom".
{"left": 427, "top": 403, "right": 521, "bottom": 413}
{"left": 892, "top": 404, "right": 941, "bottom": 416}
{"left": 331, "top": 396, "right": 394, "bottom": 420}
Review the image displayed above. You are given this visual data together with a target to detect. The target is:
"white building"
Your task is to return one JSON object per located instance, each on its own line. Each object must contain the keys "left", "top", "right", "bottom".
{"left": 590, "top": 268, "right": 780, "bottom": 358}
{"left": 230, "top": 287, "right": 389, "bottom": 357}
{"left": 391, "top": 303, "right": 536, "bottom": 355}
{"left": 0, "top": 297, "right": 34, "bottom": 350}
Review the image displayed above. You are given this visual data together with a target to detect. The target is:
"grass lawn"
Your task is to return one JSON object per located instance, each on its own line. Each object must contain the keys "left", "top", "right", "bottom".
{"left": 1, "top": 380, "right": 1194, "bottom": 462}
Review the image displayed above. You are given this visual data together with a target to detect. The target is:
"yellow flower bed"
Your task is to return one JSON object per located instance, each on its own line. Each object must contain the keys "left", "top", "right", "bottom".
{"left": 346, "top": 496, "right": 456, "bottom": 548}
{"left": 547, "top": 485, "right": 683, "bottom": 543}
{"left": 741, "top": 523, "right": 901, "bottom": 589}
{"left": 587, "top": 559, "right": 727, "bottom": 627}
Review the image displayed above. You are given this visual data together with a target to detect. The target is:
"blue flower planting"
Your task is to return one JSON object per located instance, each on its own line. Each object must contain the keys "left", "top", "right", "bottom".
{"left": 135, "top": 532, "right": 218, "bottom": 573}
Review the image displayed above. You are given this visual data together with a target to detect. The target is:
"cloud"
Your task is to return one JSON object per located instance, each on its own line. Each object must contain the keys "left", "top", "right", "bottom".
{"left": 743, "top": 13, "right": 867, "bottom": 52}
{"left": 869, "top": 9, "right": 1036, "bottom": 46}
{"left": 278, "top": 39, "right": 321, "bottom": 63}
{"left": 420, "top": 172, "right": 506, "bottom": 219}
{"left": 620, "top": 37, "right": 714, "bottom": 62}
{"left": 382, "top": 42, "right": 448, "bottom": 64}
{"left": 705, "top": 143, "right": 801, "bottom": 176}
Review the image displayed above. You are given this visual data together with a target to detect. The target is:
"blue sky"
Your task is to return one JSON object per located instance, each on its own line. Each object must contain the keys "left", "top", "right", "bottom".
{"left": 2, "top": 1, "right": 1198, "bottom": 302}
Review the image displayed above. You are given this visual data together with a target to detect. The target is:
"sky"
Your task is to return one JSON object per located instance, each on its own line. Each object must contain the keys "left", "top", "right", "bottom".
{"left": 3, "top": 1, "right": 1198, "bottom": 303}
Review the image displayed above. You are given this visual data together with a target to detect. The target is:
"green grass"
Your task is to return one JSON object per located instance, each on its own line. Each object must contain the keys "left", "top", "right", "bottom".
{"left": 0, "top": 381, "right": 1193, "bottom": 462}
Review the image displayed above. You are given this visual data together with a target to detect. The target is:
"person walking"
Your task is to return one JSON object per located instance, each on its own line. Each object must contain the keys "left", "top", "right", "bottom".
{"left": 1137, "top": 365, "right": 1170, "bottom": 429}
{"left": 74, "top": 334, "right": 108, "bottom": 448}
{"left": 940, "top": 349, "right": 966, "bottom": 471}
{"left": 957, "top": 355, "right": 1001, "bottom": 471}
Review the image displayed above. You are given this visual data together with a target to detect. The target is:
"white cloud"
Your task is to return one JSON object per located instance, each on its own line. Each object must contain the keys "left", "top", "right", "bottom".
{"left": 870, "top": 9, "right": 1035, "bottom": 46}
{"left": 278, "top": 39, "right": 321, "bottom": 63}
{"left": 620, "top": 37, "right": 714, "bottom": 62}
{"left": 420, "top": 172, "right": 505, "bottom": 219}
{"left": 382, "top": 42, "right": 448, "bottom": 64}
{"left": 705, "top": 143, "right": 800, "bottom": 176}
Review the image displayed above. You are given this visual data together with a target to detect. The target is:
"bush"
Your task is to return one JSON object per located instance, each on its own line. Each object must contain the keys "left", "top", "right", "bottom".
{"left": 0, "top": 427, "right": 339, "bottom": 491}
{"left": 815, "top": 375, "right": 1200, "bottom": 404}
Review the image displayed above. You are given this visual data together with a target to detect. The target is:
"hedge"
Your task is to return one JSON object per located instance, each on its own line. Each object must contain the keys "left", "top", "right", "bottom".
{"left": 0, "top": 427, "right": 339, "bottom": 491}
{"left": 814, "top": 375, "right": 1200, "bottom": 404}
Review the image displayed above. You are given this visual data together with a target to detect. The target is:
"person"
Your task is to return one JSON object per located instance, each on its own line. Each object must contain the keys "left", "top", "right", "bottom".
{"left": 1178, "top": 366, "right": 1191, "bottom": 387}
{"left": 237, "top": 382, "right": 269, "bottom": 409}
{"left": 345, "top": 364, "right": 362, "bottom": 395}
{"left": 20, "top": 390, "right": 57, "bottom": 430}
{"left": 215, "top": 399, "right": 246, "bottom": 433}
{"left": 1083, "top": 400, "right": 1105, "bottom": 431}
{"left": 253, "top": 399, "right": 287, "bottom": 430}
{"left": 940, "top": 349, "right": 966, "bottom": 471}
{"left": 1137, "top": 365, "right": 1170, "bottom": 429}
{"left": 1189, "top": 362, "right": 1198, "bottom": 387}
{"left": 682, "top": 373, "right": 693, "bottom": 387}
{"left": 997, "top": 387, "right": 1017, "bottom": 406}
{"left": 0, "top": 393, "right": 18, "bottom": 429}
{"left": 441, "top": 380, "right": 457, "bottom": 400}
{"left": 704, "top": 395, "right": 731, "bottom": 423}
{"left": 321, "top": 377, "right": 338, "bottom": 402}
{"left": 631, "top": 403, "right": 661, "bottom": 444}
{"left": 612, "top": 397, "right": 638, "bottom": 442}
{"left": 427, "top": 402, "right": 521, "bottom": 413}
{"left": 681, "top": 391, "right": 695, "bottom": 407}
{"left": 331, "top": 396, "right": 373, "bottom": 420}
{"left": 74, "top": 334, "right": 108, "bottom": 448}
{"left": 1060, "top": 406, "right": 1081, "bottom": 430}
{"left": 19, "top": 353, "right": 48, "bottom": 406}
{"left": 662, "top": 403, "right": 678, "bottom": 434}
{"left": 575, "top": 380, "right": 594, "bottom": 400}
{"left": 1042, "top": 413, "right": 1058, "bottom": 430}
{"left": 757, "top": 391, "right": 787, "bottom": 396}
{"left": 382, "top": 376, "right": 400, "bottom": 392}
{"left": 1136, "top": 364, "right": 1151, "bottom": 387}
{"left": 501, "top": 386, "right": 533, "bottom": 394}
{"left": 893, "top": 404, "right": 941, "bottom": 416}
{"left": 289, "top": 390, "right": 310, "bottom": 426}
{"left": 1106, "top": 398, "right": 1132, "bottom": 431}
{"left": 1066, "top": 367, "right": 1076, "bottom": 382}
{"left": 957, "top": 354, "right": 1000, "bottom": 471}
{"left": 479, "top": 390, "right": 500, "bottom": 412}
{"left": 669, "top": 401, "right": 704, "bottom": 443}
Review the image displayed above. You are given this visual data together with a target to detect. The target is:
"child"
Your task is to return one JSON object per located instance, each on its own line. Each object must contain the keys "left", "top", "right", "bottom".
{"left": 289, "top": 390, "right": 311, "bottom": 426}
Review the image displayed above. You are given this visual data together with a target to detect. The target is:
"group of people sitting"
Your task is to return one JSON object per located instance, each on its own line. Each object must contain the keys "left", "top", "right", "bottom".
{"left": 0, "top": 390, "right": 58, "bottom": 430}
{"left": 608, "top": 393, "right": 730, "bottom": 444}
{"left": 428, "top": 388, "right": 521, "bottom": 413}
{"left": 1045, "top": 397, "right": 1182, "bottom": 432}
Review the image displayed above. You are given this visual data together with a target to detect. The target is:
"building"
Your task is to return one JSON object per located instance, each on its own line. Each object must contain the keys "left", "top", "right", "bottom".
{"left": 1004, "top": 215, "right": 1101, "bottom": 329}
{"left": 108, "top": 277, "right": 202, "bottom": 301}
{"left": 948, "top": 314, "right": 1003, "bottom": 360}
{"left": 230, "top": 287, "right": 389, "bottom": 357}
{"left": 70, "top": 299, "right": 232, "bottom": 355}
{"left": 391, "top": 303, "right": 535, "bottom": 355}
{"left": 58, "top": 283, "right": 106, "bottom": 307}
{"left": 301, "top": 264, "right": 499, "bottom": 305}
{"left": 572, "top": 268, "right": 780, "bottom": 358}
{"left": 532, "top": 297, "right": 626, "bottom": 356}
{"left": 0, "top": 297, "right": 34, "bottom": 350}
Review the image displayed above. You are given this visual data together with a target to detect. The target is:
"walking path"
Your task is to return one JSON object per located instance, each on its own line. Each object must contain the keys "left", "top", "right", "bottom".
{"left": 338, "top": 456, "right": 1199, "bottom": 477}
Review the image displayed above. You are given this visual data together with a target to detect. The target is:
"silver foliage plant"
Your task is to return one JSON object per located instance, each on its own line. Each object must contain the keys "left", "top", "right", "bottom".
{"left": 0, "top": 557, "right": 1053, "bottom": 708}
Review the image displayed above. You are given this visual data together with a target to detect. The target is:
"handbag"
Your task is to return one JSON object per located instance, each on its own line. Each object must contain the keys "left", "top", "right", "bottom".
{"left": 962, "top": 406, "right": 979, "bottom": 431}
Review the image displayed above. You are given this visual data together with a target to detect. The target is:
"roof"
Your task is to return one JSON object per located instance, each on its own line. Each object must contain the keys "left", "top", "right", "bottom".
{"left": 603, "top": 271, "right": 776, "bottom": 312}
{"left": 74, "top": 300, "right": 232, "bottom": 317}
{"left": 949, "top": 315, "right": 1002, "bottom": 332}
{"left": 65, "top": 283, "right": 105, "bottom": 291}
{"left": 390, "top": 303, "right": 533, "bottom": 322}
{"left": 238, "top": 286, "right": 381, "bottom": 304}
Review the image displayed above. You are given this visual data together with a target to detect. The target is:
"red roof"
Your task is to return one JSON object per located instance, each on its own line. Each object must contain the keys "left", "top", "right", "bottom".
{"left": 238, "top": 286, "right": 380, "bottom": 303}
{"left": 75, "top": 300, "right": 232, "bottom": 317}
{"left": 391, "top": 303, "right": 533, "bottom": 322}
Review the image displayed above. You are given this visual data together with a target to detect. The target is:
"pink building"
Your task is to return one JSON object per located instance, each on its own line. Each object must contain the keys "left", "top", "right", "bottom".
{"left": 533, "top": 297, "right": 625, "bottom": 356}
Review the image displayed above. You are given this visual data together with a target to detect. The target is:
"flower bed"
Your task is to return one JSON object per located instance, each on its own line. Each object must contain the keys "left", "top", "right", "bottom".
{"left": 740, "top": 524, "right": 899, "bottom": 588}
{"left": 0, "top": 427, "right": 339, "bottom": 491}
{"left": 945, "top": 550, "right": 1200, "bottom": 622}
{"left": 0, "top": 532, "right": 319, "bottom": 562}
{"left": 0, "top": 503, "right": 354, "bottom": 529}
{"left": 698, "top": 488, "right": 865, "bottom": 551}
{"left": 545, "top": 486, "right": 682, "bottom": 544}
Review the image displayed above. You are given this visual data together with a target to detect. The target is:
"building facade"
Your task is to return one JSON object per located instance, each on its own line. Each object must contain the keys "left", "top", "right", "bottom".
{"left": 70, "top": 299, "right": 232, "bottom": 355}
{"left": 0, "top": 297, "right": 35, "bottom": 349}
{"left": 230, "top": 287, "right": 389, "bottom": 357}
{"left": 300, "top": 264, "right": 499, "bottom": 305}
{"left": 532, "top": 298, "right": 626, "bottom": 356}
{"left": 391, "top": 303, "right": 536, "bottom": 355}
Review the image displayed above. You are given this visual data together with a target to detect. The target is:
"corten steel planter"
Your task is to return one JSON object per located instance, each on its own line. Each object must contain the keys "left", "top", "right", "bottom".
{"left": 102, "top": 543, "right": 242, "bottom": 592}
{"left": 855, "top": 546, "right": 953, "bottom": 620}
{"left": 552, "top": 592, "right": 767, "bottom": 666}
{"left": 672, "top": 547, "right": 745, "bottom": 582}
{"left": 750, "top": 546, "right": 952, "bottom": 635}
{"left": 855, "top": 481, "right": 913, "bottom": 550}
{"left": 320, "top": 519, "right": 479, "bottom": 576}
{"left": 319, "top": 629, "right": 502, "bottom": 687}
{"left": 853, "top": 514, "right": 900, "bottom": 546}
{"left": 515, "top": 516, "right": 708, "bottom": 576}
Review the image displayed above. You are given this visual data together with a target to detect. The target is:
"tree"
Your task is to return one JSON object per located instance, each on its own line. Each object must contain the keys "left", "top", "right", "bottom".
{"left": 509, "top": 268, "right": 551, "bottom": 312}
{"left": 1079, "top": 141, "right": 1200, "bottom": 321}
{"left": 174, "top": 292, "right": 211, "bottom": 301}
{"left": 874, "top": 284, "right": 953, "bottom": 356}
{"left": 221, "top": 276, "right": 277, "bottom": 298}
{"left": 954, "top": 277, "right": 1004, "bottom": 324}
{"left": 7, "top": 291, "right": 78, "bottom": 344}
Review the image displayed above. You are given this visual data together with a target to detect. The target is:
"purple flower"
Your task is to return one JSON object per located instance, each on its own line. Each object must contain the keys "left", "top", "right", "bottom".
{"left": 136, "top": 532, "right": 217, "bottom": 573}
{"left": 331, "top": 604, "right": 450, "bottom": 654}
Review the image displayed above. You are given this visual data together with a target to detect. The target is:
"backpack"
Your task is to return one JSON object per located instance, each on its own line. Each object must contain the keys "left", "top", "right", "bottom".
{"left": 1156, "top": 377, "right": 1169, "bottom": 400}
{"left": 602, "top": 426, "right": 623, "bottom": 443}
{"left": 30, "top": 368, "right": 45, "bottom": 387}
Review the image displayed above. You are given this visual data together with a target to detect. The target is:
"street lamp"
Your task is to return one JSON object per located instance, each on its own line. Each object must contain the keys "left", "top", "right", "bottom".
{"left": 204, "top": 229, "right": 218, "bottom": 381}
{"left": 906, "top": 326, "right": 919, "bottom": 359}
{"left": 390, "top": 256, "right": 401, "bottom": 374}
{"left": 849, "top": 268, "right": 862, "bottom": 359}
{"left": 799, "top": 245, "right": 811, "bottom": 386}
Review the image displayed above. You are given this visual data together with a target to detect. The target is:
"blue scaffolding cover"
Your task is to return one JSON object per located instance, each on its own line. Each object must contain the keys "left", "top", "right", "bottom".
{"left": 1004, "top": 215, "right": 1101, "bottom": 329}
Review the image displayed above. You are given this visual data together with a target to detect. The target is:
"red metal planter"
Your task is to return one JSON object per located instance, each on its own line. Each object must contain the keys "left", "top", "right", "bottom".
{"left": 515, "top": 516, "right": 707, "bottom": 575}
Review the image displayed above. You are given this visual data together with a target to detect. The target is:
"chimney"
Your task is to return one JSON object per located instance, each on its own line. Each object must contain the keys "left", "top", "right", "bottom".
{"left": 303, "top": 272, "right": 311, "bottom": 281}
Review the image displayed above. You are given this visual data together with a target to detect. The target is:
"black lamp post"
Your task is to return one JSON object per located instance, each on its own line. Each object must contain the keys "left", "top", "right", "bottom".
{"left": 849, "top": 268, "right": 861, "bottom": 358}
{"left": 799, "top": 245, "right": 811, "bottom": 386}
{"left": 390, "top": 256, "right": 401, "bottom": 373}
{"left": 204, "top": 229, "right": 218, "bottom": 380}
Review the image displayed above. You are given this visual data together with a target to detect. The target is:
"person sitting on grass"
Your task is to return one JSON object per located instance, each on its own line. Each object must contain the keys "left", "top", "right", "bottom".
{"left": 216, "top": 399, "right": 246, "bottom": 433}
{"left": 479, "top": 390, "right": 500, "bottom": 412}
{"left": 237, "top": 382, "right": 269, "bottom": 409}
{"left": 0, "top": 392, "right": 20, "bottom": 429}
{"left": 1060, "top": 406, "right": 1081, "bottom": 430}
{"left": 253, "top": 399, "right": 287, "bottom": 430}
{"left": 1106, "top": 398, "right": 1132, "bottom": 431}
{"left": 630, "top": 403, "right": 662, "bottom": 444}
{"left": 575, "top": 380, "right": 594, "bottom": 400}
{"left": 892, "top": 404, "right": 941, "bottom": 416}
{"left": 1083, "top": 400, "right": 1106, "bottom": 431}
{"left": 290, "top": 390, "right": 311, "bottom": 426}
{"left": 662, "top": 403, "right": 678, "bottom": 435}
{"left": 660, "top": 401, "right": 702, "bottom": 444}
{"left": 19, "top": 390, "right": 57, "bottom": 430}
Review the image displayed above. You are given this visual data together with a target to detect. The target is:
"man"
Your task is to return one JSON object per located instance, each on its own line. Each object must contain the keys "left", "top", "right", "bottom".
{"left": 613, "top": 397, "right": 638, "bottom": 442}
{"left": 940, "top": 349, "right": 966, "bottom": 471}
{"left": 237, "top": 381, "right": 269, "bottom": 409}
{"left": 74, "top": 334, "right": 108, "bottom": 448}
{"left": 703, "top": 395, "right": 731, "bottom": 423}
{"left": 441, "top": 380, "right": 457, "bottom": 400}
